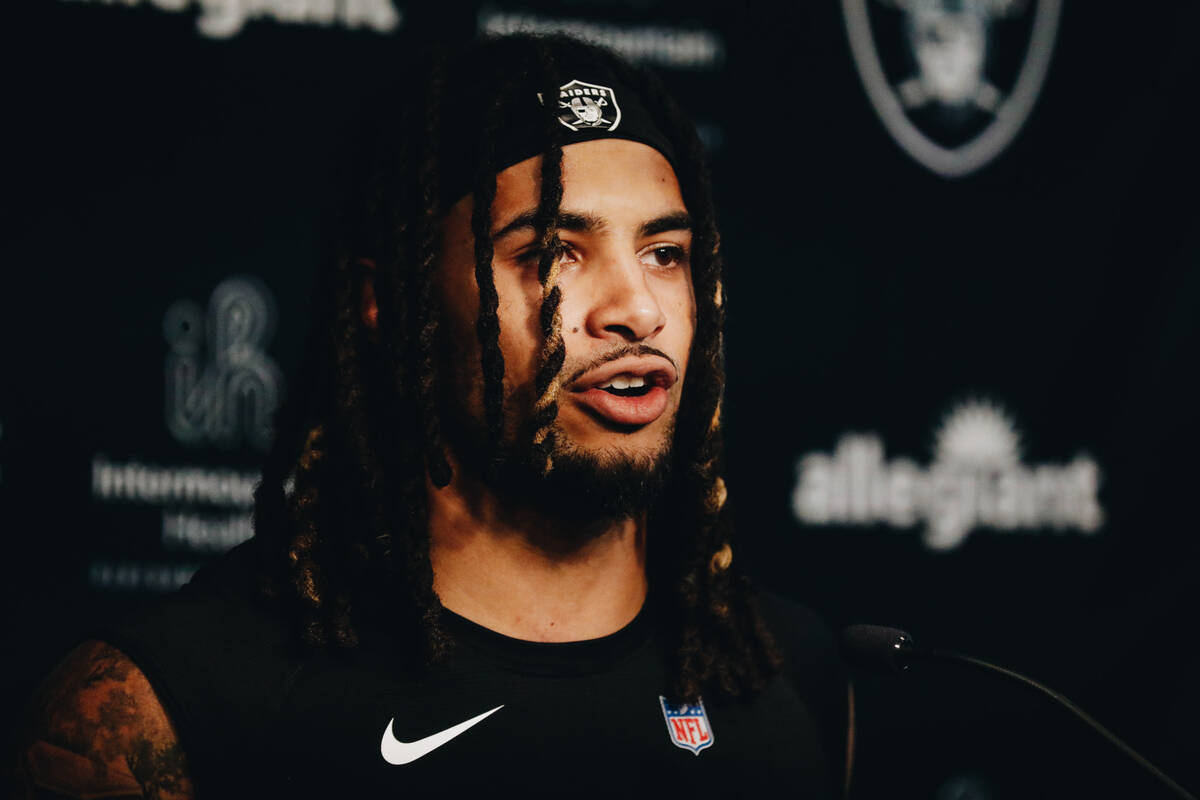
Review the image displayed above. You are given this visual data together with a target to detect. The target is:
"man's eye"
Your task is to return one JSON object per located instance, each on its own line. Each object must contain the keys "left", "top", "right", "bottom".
{"left": 641, "top": 245, "right": 687, "bottom": 269}
{"left": 517, "top": 242, "right": 577, "bottom": 265}
{"left": 556, "top": 243, "right": 579, "bottom": 264}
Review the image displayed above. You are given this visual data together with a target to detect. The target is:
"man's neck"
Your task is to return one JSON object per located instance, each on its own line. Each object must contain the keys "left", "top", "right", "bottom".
{"left": 425, "top": 456, "right": 648, "bottom": 644}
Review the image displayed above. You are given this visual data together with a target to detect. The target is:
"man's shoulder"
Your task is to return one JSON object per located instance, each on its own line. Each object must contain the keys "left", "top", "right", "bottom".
{"left": 14, "top": 640, "right": 196, "bottom": 799}
{"left": 100, "top": 538, "right": 285, "bottom": 641}
{"left": 89, "top": 537, "right": 299, "bottom": 694}
{"left": 177, "top": 536, "right": 271, "bottom": 602}
{"left": 754, "top": 589, "right": 852, "bottom": 798}
{"left": 755, "top": 589, "right": 842, "bottom": 675}
{"left": 66, "top": 540, "right": 308, "bottom": 790}
{"left": 753, "top": 589, "right": 849, "bottom": 734}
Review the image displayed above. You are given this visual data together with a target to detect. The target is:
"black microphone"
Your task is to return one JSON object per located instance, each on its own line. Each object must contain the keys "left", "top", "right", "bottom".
{"left": 840, "top": 625, "right": 1196, "bottom": 800}
{"left": 840, "top": 624, "right": 919, "bottom": 674}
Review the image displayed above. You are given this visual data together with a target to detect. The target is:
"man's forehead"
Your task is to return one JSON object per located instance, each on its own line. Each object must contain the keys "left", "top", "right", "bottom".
{"left": 488, "top": 140, "right": 686, "bottom": 232}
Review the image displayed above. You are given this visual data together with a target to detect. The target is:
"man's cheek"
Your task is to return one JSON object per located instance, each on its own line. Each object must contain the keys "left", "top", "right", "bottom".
{"left": 495, "top": 315, "right": 543, "bottom": 387}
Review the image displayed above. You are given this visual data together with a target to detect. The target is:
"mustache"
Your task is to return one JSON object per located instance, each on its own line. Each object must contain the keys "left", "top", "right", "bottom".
{"left": 562, "top": 343, "right": 678, "bottom": 387}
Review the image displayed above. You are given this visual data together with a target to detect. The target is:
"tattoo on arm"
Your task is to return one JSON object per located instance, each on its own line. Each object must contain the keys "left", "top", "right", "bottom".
{"left": 12, "top": 640, "right": 195, "bottom": 799}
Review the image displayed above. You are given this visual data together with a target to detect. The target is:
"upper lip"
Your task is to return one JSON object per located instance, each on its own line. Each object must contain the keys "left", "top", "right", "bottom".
{"left": 568, "top": 355, "right": 678, "bottom": 392}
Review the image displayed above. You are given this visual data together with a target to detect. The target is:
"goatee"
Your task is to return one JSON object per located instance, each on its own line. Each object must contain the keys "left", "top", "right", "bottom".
{"left": 444, "top": 416, "right": 675, "bottom": 527}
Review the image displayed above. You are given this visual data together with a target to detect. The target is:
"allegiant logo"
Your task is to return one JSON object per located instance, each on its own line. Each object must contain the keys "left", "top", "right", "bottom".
{"left": 60, "top": 0, "right": 401, "bottom": 40}
{"left": 792, "top": 400, "right": 1104, "bottom": 551}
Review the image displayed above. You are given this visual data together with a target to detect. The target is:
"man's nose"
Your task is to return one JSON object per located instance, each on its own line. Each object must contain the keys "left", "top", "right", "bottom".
{"left": 582, "top": 256, "right": 668, "bottom": 342}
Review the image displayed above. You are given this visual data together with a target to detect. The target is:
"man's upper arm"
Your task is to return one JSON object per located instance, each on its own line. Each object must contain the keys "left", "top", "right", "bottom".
{"left": 13, "top": 639, "right": 195, "bottom": 799}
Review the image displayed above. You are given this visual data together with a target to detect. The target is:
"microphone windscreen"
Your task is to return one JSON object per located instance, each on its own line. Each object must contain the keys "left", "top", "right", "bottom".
{"left": 841, "top": 624, "right": 916, "bottom": 673}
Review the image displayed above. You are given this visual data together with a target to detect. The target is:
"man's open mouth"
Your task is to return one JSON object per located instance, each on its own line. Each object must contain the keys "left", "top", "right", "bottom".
{"left": 568, "top": 357, "right": 677, "bottom": 427}
{"left": 594, "top": 374, "right": 656, "bottom": 398}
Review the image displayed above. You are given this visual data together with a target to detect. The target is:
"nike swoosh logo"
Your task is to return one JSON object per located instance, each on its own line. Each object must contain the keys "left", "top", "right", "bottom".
{"left": 380, "top": 705, "right": 504, "bottom": 765}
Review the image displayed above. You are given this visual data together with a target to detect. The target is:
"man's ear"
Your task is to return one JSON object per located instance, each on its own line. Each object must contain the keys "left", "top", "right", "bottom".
{"left": 356, "top": 258, "right": 379, "bottom": 336}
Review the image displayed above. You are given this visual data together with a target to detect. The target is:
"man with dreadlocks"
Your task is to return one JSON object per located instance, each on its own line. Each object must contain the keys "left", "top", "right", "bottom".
{"left": 14, "top": 34, "right": 852, "bottom": 798}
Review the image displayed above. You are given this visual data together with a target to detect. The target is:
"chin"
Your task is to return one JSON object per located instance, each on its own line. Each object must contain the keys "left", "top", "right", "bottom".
{"left": 562, "top": 428, "right": 674, "bottom": 462}
{"left": 538, "top": 414, "right": 678, "bottom": 519}
{"left": 441, "top": 396, "right": 680, "bottom": 520}
{"left": 538, "top": 439, "right": 675, "bottom": 522}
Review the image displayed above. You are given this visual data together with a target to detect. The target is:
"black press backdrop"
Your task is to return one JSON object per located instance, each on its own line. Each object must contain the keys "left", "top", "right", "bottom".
{"left": 2, "top": 2, "right": 1197, "bottom": 797}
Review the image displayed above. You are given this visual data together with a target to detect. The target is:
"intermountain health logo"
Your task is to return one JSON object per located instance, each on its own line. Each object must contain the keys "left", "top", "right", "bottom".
{"left": 792, "top": 400, "right": 1103, "bottom": 551}
{"left": 841, "top": 0, "right": 1061, "bottom": 177}
{"left": 164, "top": 276, "right": 283, "bottom": 453}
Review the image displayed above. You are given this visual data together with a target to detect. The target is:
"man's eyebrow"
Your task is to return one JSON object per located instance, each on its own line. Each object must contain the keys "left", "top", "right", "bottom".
{"left": 491, "top": 210, "right": 606, "bottom": 241}
{"left": 639, "top": 211, "right": 691, "bottom": 238}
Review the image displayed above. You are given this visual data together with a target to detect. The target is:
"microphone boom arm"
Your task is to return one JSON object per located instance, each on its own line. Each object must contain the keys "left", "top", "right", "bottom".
{"left": 913, "top": 647, "right": 1196, "bottom": 800}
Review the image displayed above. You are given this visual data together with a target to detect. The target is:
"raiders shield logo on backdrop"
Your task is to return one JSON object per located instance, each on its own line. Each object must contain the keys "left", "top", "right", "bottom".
{"left": 841, "top": 0, "right": 1061, "bottom": 177}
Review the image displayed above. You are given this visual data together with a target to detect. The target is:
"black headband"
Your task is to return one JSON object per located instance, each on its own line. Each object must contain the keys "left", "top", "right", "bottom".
{"left": 436, "top": 62, "right": 678, "bottom": 211}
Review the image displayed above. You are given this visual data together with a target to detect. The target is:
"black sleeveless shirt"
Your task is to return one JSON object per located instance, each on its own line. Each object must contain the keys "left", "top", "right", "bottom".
{"left": 92, "top": 541, "right": 848, "bottom": 798}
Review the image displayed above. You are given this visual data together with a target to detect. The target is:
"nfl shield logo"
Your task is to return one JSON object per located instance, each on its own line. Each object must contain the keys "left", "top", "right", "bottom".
{"left": 659, "top": 696, "right": 715, "bottom": 755}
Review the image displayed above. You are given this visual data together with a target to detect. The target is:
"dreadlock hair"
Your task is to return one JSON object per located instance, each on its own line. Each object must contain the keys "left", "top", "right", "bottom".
{"left": 252, "top": 33, "right": 781, "bottom": 701}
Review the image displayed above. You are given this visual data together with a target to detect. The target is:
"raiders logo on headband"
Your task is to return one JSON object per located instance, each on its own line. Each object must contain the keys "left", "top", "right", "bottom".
{"left": 545, "top": 79, "right": 622, "bottom": 132}
{"left": 444, "top": 75, "right": 670, "bottom": 208}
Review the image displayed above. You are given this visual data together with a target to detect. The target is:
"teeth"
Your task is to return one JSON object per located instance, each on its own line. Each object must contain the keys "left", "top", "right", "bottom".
{"left": 597, "top": 373, "right": 647, "bottom": 390}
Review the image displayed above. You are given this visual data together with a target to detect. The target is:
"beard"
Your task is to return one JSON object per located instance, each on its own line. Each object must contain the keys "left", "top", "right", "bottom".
{"left": 440, "top": 400, "right": 676, "bottom": 527}
{"left": 524, "top": 421, "right": 675, "bottom": 520}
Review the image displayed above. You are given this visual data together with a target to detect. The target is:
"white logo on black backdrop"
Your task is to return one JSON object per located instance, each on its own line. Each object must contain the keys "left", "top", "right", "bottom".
{"left": 164, "top": 276, "right": 283, "bottom": 454}
{"left": 841, "top": 0, "right": 1061, "bottom": 177}
{"left": 61, "top": 0, "right": 401, "bottom": 40}
{"left": 88, "top": 276, "right": 285, "bottom": 590}
{"left": 480, "top": 10, "right": 725, "bottom": 71}
{"left": 792, "top": 399, "right": 1103, "bottom": 551}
